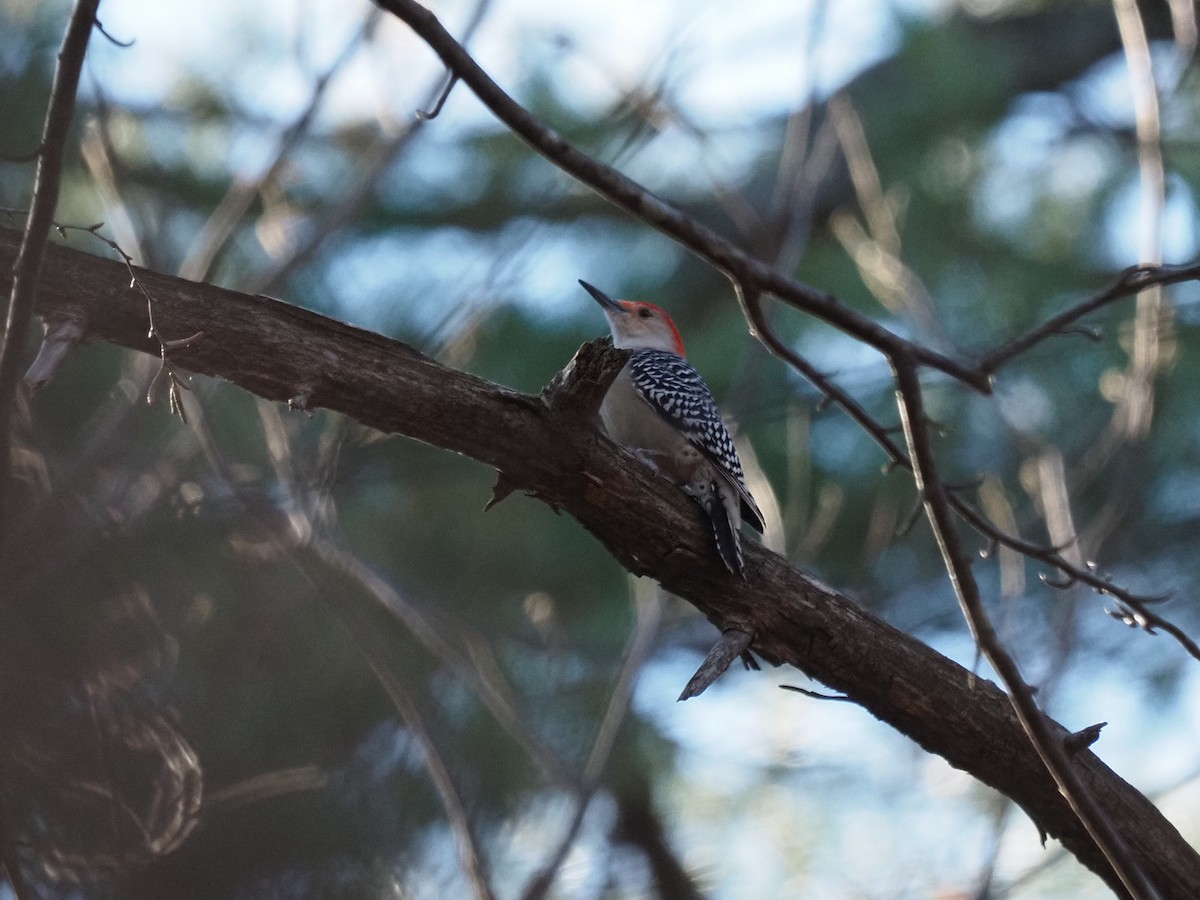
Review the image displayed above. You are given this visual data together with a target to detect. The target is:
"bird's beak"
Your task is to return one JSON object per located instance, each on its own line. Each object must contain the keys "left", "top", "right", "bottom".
{"left": 579, "top": 280, "right": 623, "bottom": 314}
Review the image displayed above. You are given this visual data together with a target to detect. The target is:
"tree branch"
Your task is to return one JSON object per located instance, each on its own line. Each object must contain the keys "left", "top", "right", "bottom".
{"left": 733, "top": 282, "right": 1199, "bottom": 661}
{"left": 0, "top": 5, "right": 100, "bottom": 897}
{"left": 892, "top": 356, "right": 1161, "bottom": 900}
{"left": 520, "top": 583, "right": 663, "bottom": 900}
{"left": 7, "top": 228, "right": 1200, "bottom": 896}
{"left": 371, "top": 0, "right": 991, "bottom": 393}
{"left": 0, "top": 0, "right": 100, "bottom": 545}
{"left": 978, "top": 263, "right": 1200, "bottom": 375}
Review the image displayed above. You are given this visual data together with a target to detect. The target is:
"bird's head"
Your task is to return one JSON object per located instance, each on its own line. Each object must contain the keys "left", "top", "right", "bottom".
{"left": 579, "top": 280, "right": 685, "bottom": 357}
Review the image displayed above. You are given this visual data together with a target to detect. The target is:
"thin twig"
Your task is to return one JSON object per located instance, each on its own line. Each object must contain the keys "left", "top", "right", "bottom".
{"left": 309, "top": 538, "right": 572, "bottom": 787}
{"left": 735, "top": 278, "right": 1200, "bottom": 660}
{"left": 779, "top": 685, "right": 853, "bottom": 702}
{"left": 177, "top": 8, "right": 383, "bottom": 284}
{"left": 891, "top": 356, "right": 1161, "bottom": 900}
{"left": 208, "top": 473, "right": 499, "bottom": 899}
{"left": 48, "top": 220, "right": 193, "bottom": 422}
{"left": 0, "top": 5, "right": 101, "bottom": 895}
{"left": 92, "top": 17, "right": 133, "bottom": 47}
{"left": 521, "top": 582, "right": 663, "bottom": 900}
{"left": 201, "top": 766, "right": 328, "bottom": 815}
{"left": 0, "top": 0, "right": 100, "bottom": 545}
{"left": 250, "top": 0, "right": 492, "bottom": 295}
{"left": 978, "top": 263, "right": 1199, "bottom": 375}
{"left": 368, "top": 664, "right": 496, "bottom": 900}
{"left": 733, "top": 283, "right": 908, "bottom": 465}
{"left": 949, "top": 495, "right": 1200, "bottom": 661}
{"left": 828, "top": 92, "right": 945, "bottom": 345}
{"left": 417, "top": 72, "right": 459, "bottom": 119}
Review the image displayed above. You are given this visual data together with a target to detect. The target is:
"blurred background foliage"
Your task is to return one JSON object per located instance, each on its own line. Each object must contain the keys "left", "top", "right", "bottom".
{"left": 2, "top": 0, "right": 1200, "bottom": 896}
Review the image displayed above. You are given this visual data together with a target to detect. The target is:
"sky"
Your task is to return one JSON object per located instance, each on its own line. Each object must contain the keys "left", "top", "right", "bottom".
{"left": 89, "top": 0, "right": 908, "bottom": 126}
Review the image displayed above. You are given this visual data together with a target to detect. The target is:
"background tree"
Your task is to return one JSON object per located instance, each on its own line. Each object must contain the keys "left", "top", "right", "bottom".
{"left": 2, "top": 0, "right": 1200, "bottom": 897}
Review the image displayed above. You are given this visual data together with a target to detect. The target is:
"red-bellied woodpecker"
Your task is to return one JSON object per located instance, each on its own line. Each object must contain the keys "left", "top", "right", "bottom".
{"left": 580, "top": 280, "right": 765, "bottom": 576}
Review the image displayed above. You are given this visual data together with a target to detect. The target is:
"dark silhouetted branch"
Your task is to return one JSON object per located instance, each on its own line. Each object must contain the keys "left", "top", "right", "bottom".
{"left": 0, "top": 5, "right": 101, "bottom": 897}
{"left": 0, "top": 0, "right": 100, "bottom": 544}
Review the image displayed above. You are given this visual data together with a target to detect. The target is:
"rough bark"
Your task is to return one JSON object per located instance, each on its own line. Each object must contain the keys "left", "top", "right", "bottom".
{"left": 4, "top": 227, "right": 1198, "bottom": 897}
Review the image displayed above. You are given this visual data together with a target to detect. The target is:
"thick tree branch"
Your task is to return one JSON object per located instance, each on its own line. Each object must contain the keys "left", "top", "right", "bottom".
{"left": 6, "top": 229, "right": 1200, "bottom": 896}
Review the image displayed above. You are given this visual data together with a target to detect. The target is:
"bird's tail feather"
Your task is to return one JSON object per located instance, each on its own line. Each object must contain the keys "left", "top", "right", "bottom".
{"left": 702, "top": 489, "right": 744, "bottom": 577}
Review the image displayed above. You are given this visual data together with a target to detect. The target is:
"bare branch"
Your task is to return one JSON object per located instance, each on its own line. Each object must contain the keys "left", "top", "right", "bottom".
{"left": 292, "top": 537, "right": 498, "bottom": 898}
{"left": 677, "top": 628, "right": 753, "bottom": 701}
{"left": 520, "top": 582, "right": 663, "bottom": 900}
{"left": 734, "top": 279, "right": 1200, "bottom": 661}
{"left": 371, "top": 0, "right": 992, "bottom": 393}
{"left": 0, "top": 0, "right": 100, "bottom": 545}
{"left": 949, "top": 495, "right": 1200, "bottom": 662}
{"left": 978, "top": 263, "right": 1200, "bottom": 375}
{"left": 201, "top": 766, "right": 328, "bottom": 815}
{"left": 416, "top": 72, "right": 459, "bottom": 120}
{"left": 365, "top": 661, "right": 496, "bottom": 900}
{"left": 309, "top": 538, "right": 572, "bottom": 787}
{"left": 250, "top": 0, "right": 493, "bottom": 296}
{"left": 92, "top": 18, "right": 134, "bottom": 48}
{"left": 177, "top": 8, "right": 383, "bottom": 284}
{"left": 734, "top": 270, "right": 1196, "bottom": 659}
{"left": 779, "top": 685, "right": 853, "bottom": 703}
{"left": 45, "top": 220, "right": 194, "bottom": 423}
{"left": 733, "top": 283, "right": 909, "bottom": 466}
{"left": 891, "top": 356, "right": 1161, "bottom": 900}
{"left": 0, "top": 6, "right": 100, "bottom": 891}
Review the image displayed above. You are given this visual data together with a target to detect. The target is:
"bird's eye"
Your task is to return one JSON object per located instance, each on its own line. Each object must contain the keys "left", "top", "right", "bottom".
{"left": 638, "top": 308, "right": 653, "bottom": 318}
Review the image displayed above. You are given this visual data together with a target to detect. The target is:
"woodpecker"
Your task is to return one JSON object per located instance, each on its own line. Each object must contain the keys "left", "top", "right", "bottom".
{"left": 580, "top": 280, "right": 765, "bottom": 576}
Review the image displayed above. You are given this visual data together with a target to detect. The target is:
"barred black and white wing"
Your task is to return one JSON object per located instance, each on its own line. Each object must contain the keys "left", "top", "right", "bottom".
{"left": 627, "top": 350, "right": 765, "bottom": 533}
